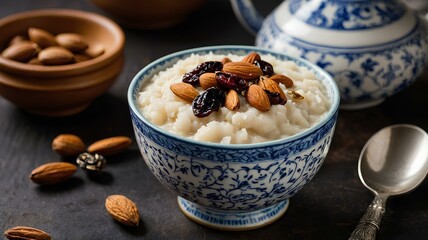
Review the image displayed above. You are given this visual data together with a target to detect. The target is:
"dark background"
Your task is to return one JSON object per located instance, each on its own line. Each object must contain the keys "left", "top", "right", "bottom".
{"left": 1, "top": 0, "right": 428, "bottom": 239}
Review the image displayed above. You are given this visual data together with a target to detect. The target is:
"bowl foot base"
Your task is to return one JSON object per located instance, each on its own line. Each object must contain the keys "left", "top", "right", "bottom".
{"left": 177, "top": 196, "right": 289, "bottom": 231}
{"left": 340, "top": 98, "right": 385, "bottom": 110}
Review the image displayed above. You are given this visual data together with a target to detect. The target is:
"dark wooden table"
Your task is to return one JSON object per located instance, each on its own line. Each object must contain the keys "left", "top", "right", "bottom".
{"left": 1, "top": 1, "right": 428, "bottom": 239}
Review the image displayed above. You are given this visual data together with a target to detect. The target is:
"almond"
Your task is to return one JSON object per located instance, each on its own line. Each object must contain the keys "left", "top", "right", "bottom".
{"left": 38, "top": 46, "right": 74, "bottom": 65}
{"left": 170, "top": 82, "right": 199, "bottom": 102}
{"left": 199, "top": 72, "right": 218, "bottom": 89}
{"left": 4, "top": 226, "right": 51, "bottom": 240}
{"left": 28, "top": 57, "right": 42, "bottom": 65}
{"left": 87, "top": 136, "right": 132, "bottom": 156}
{"left": 105, "top": 194, "right": 140, "bottom": 226}
{"left": 56, "top": 33, "right": 88, "bottom": 53}
{"left": 8, "top": 35, "right": 27, "bottom": 46}
{"left": 241, "top": 52, "right": 261, "bottom": 64}
{"left": 269, "top": 74, "right": 294, "bottom": 88}
{"left": 1, "top": 41, "right": 38, "bottom": 62}
{"left": 258, "top": 77, "right": 286, "bottom": 100}
{"left": 30, "top": 162, "right": 77, "bottom": 185}
{"left": 52, "top": 134, "right": 86, "bottom": 157}
{"left": 223, "top": 61, "right": 263, "bottom": 80}
{"left": 220, "top": 57, "right": 232, "bottom": 65}
{"left": 73, "top": 54, "right": 91, "bottom": 63}
{"left": 28, "top": 27, "right": 57, "bottom": 49}
{"left": 245, "top": 84, "right": 270, "bottom": 111}
{"left": 84, "top": 43, "right": 105, "bottom": 58}
{"left": 225, "top": 89, "right": 240, "bottom": 111}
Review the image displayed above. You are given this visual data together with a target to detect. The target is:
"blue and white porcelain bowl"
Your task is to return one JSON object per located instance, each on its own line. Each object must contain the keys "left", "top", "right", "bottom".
{"left": 127, "top": 45, "right": 340, "bottom": 230}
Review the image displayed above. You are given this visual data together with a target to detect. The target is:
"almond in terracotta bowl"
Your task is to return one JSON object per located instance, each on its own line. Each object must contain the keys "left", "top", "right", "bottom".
{"left": 0, "top": 9, "right": 125, "bottom": 116}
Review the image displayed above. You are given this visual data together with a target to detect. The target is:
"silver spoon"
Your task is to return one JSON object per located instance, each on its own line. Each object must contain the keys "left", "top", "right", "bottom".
{"left": 349, "top": 124, "right": 428, "bottom": 240}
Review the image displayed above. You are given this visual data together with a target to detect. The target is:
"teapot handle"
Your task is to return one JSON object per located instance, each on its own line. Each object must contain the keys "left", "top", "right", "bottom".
{"left": 230, "top": 0, "right": 266, "bottom": 36}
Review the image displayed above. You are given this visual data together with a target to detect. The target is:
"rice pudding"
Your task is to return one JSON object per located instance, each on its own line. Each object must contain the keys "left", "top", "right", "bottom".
{"left": 137, "top": 52, "right": 331, "bottom": 144}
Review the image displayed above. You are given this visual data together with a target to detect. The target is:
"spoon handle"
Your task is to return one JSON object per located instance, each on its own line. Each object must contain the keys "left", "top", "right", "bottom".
{"left": 349, "top": 195, "right": 387, "bottom": 240}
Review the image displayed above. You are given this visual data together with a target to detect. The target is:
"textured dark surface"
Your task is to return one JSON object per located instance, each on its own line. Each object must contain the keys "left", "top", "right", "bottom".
{"left": 1, "top": 0, "right": 428, "bottom": 239}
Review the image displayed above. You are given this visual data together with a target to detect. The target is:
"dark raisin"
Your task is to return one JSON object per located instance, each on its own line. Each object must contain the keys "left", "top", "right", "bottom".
{"left": 265, "top": 90, "right": 287, "bottom": 105}
{"left": 192, "top": 87, "right": 225, "bottom": 118}
{"left": 254, "top": 59, "right": 274, "bottom": 76}
{"left": 182, "top": 61, "right": 223, "bottom": 85}
{"left": 215, "top": 72, "right": 248, "bottom": 92}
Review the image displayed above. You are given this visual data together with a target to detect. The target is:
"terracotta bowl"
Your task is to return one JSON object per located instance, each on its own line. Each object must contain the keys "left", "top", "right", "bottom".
{"left": 0, "top": 9, "right": 125, "bottom": 117}
{"left": 89, "top": 0, "right": 207, "bottom": 29}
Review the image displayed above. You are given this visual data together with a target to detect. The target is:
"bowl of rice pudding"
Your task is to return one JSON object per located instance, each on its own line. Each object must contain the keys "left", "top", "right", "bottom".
{"left": 127, "top": 45, "right": 340, "bottom": 230}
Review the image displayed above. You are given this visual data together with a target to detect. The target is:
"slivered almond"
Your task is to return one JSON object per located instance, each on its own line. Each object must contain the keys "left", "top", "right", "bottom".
{"left": 241, "top": 52, "right": 261, "bottom": 64}
{"left": 87, "top": 136, "right": 132, "bottom": 156}
{"left": 199, "top": 72, "right": 218, "bottom": 89}
{"left": 258, "top": 77, "right": 286, "bottom": 100}
{"left": 225, "top": 89, "right": 240, "bottom": 111}
{"left": 223, "top": 62, "right": 263, "bottom": 80}
{"left": 269, "top": 74, "right": 294, "bottom": 88}
{"left": 170, "top": 82, "right": 199, "bottom": 102}
{"left": 245, "top": 84, "right": 270, "bottom": 111}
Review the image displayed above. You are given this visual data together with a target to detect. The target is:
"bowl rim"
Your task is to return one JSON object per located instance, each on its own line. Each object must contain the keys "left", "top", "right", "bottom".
{"left": 128, "top": 45, "right": 340, "bottom": 149}
{"left": 0, "top": 8, "right": 125, "bottom": 77}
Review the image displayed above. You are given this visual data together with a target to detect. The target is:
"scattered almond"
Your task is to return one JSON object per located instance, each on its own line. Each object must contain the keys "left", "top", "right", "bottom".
{"left": 258, "top": 77, "right": 286, "bottom": 100}
{"left": 38, "top": 46, "right": 74, "bottom": 65}
{"left": 223, "top": 61, "right": 263, "bottom": 80}
{"left": 28, "top": 27, "right": 57, "bottom": 49}
{"left": 225, "top": 89, "right": 240, "bottom": 111}
{"left": 245, "top": 84, "right": 270, "bottom": 111}
{"left": 270, "top": 74, "right": 294, "bottom": 88}
{"left": 56, "top": 33, "right": 88, "bottom": 53}
{"left": 4, "top": 226, "right": 51, "bottom": 240}
{"left": 241, "top": 52, "right": 261, "bottom": 64}
{"left": 87, "top": 136, "right": 132, "bottom": 156}
{"left": 170, "top": 82, "right": 199, "bottom": 102}
{"left": 1, "top": 41, "right": 38, "bottom": 62}
{"left": 30, "top": 162, "right": 77, "bottom": 185}
{"left": 105, "top": 194, "right": 140, "bottom": 226}
{"left": 199, "top": 72, "right": 218, "bottom": 90}
{"left": 51, "top": 134, "right": 86, "bottom": 157}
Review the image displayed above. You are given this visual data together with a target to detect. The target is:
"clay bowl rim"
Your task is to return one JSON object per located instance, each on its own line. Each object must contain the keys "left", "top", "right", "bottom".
{"left": 0, "top": 8, "right": 125, "bottom": 77}
{"left": 128, "top": 45, "right": 340, "bottom": 149}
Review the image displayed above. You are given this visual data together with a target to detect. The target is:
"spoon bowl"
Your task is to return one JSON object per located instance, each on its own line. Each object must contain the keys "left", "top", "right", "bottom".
{"left": 349, "top": 124, "right": 428, "bottom": 240}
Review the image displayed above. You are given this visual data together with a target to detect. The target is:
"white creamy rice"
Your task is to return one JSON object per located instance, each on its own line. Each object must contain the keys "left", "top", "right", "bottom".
{"left": 137, "top": 52, "right": 331, "bottom": 144}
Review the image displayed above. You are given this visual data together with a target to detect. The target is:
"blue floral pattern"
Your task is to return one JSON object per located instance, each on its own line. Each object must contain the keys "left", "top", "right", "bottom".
{"left": 130, "top": 110, "right": 337, "bottom": 210}
{"left": 256, "top": 14, "right": 428, "bottom": 105}
{"left": 289, "top": 0, "right": 405, "bottom": 30}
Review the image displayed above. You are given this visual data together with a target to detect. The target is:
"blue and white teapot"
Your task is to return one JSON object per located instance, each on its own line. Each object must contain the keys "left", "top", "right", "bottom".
{"left": 231, "top": 0, "right": 428, "bottom": 109}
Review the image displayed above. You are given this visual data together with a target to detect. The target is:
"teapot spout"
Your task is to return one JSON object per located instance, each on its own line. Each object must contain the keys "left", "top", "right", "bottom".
{"left": 230, "top": 0, "right": 265, "bottom": 36}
